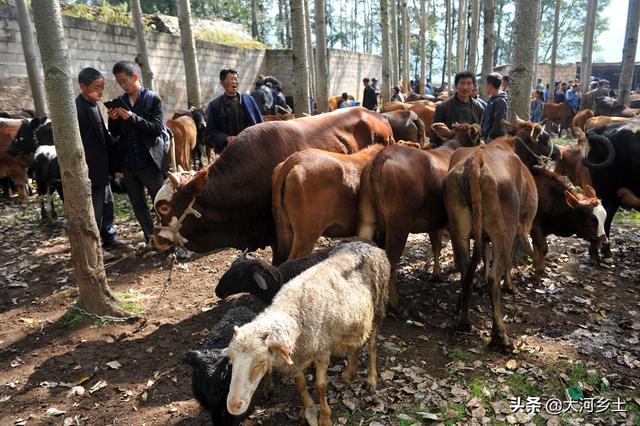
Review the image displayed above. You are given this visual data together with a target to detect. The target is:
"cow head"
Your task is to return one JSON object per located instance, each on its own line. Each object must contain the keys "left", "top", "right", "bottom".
{"left": 227, "top": 326, "right": 293, "bottom": 416}
{"left": 564, "top": 185, "right": 608, "bottom": 246}
{"left": 150, "top": 169, "right": 209, "bottom": 250}
{"left": 431, "top": 122, "right": 482, "bottom": 148}
{"left": 502, "top": 117, "right": 560, "bottom": 167}
{"left": 7, "top": 117, "right": 48, "bottom": 156}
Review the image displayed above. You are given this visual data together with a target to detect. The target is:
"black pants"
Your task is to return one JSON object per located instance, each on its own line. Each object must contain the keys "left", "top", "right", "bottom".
{"left": 123, "top": 166, "right": 164, "bottom": 241}
{"left": 91, "top": 184, "right": 117, "bottom": 244}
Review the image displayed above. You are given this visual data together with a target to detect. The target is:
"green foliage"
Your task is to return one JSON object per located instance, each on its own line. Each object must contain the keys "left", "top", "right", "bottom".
{"left": 196, "top": 28, "right": 268, "bottom": 49}
{"left": 449, "top": 346, "right": 474, "bottom": 363}
{"left": 61, "top": 309, "right": 89, "bottom": 328}
{"left": 61, "top": 2, "right": 132, "bottom": 27}
{"left": 506, "top": 373, "right": 541, "bottom": 397}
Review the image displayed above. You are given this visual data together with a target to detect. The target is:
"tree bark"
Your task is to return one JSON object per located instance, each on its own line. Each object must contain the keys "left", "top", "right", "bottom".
{"left": 177, "top": 0, "right": 201, "bottom": 107}
{"left": 480, "top": 0, "right": 495, "bottom": 98}
{"left": 130, "top": 0, "right": 154, "bottom": 91}
{"left": 314, "top": 0, "right": 329, "bottom": 112}
{"left": 290, "top": 0, "right": 310, "bottom": 116}
{"left": 381, "top": 0, "right": 392, "bottom": 104}
{"left": 549, "top": 0, "right": 561, "bottom": 94}
{"left": 278, "top": 0, "right": 286, "bottom": 47}
{"left": 303, "top": 0, "right": 316, "bottom": 106}
{"left": 580, "top": 0, "right": 597, "bottom": 87}
{"left": 419, "top": 0, "right": 427, "bottom": 95}
{"left": 468, "top": 0, "right": 480, "bottom": 73}
{"left": 390, "top": 0, "right": 400, "bottom": 86}
{"left": 15, "top": 0, "right": 48, "bottom": 117}
{"left": 447, "top": 0, "right": 453, "bottom": 88}
{"left": 532, "top": 4, "right": 542, "bottom": 89}
{"left": 402, "top": 0, "right": 410, "bottom": 92}
{"left": 32, "top": 0, "right": 126, "bottom": 317}
{"left": 251, "top": 0, "right": 259, "bottom": 39}
{"left": 509, "top": 0, "right": 540, "bottom": 119}
{"left": 618, "top": 0, "right": 640, "bottom": 105}
{"left": 456, "top": 0, "right": 468, "bottom": 70}
{"left": 285, "top": 0, "right": 292, "bottom": 48}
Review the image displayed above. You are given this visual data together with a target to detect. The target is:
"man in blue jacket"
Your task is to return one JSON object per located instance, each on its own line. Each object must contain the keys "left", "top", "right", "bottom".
{"left": 205, "top": 68, "right": 263, "bottom": 154}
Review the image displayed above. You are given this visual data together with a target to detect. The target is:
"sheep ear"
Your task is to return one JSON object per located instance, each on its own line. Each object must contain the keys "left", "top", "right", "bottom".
{"left": 233, "top": 325, "right": 240, "bottom": 336}
{"left": 268, "top": 342, "right": 294, "bottom": 365}
{"left": 253, "top": 271, "right": 268, "bottom": 290}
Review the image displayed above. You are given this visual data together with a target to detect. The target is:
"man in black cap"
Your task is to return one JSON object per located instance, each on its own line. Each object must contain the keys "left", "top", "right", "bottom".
{"left": 362, "top": 78, "right": 378, "bottom": 111}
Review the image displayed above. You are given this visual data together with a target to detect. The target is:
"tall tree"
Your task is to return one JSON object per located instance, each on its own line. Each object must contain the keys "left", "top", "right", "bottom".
{"left": 380, "top": 0, "right": 392, "bottom": 104}
{"left": 532, "top": 4, "right": 543, "bottom": 87}
{"left": 509, "top": 0, "right": 540, "bottom": 119}
{"left": 290, "top": 0, "right": 310, "bottom": 116}
{"left": 402, "top": 0, "right": 410, "bottom": 91}
{"left": 549, "top": 0, "right": 561, "bottom": 91}
{"left": 447, "top": 0, "right": 453, "bottom": 88}
{"left": 580, "top": 0, "right": 597, "bottom": 85}
{"left": 251, "top": 0, "right": 259, "bottom": 39}
{"left": 32, "top": 0, "right": 126, "bottom": 317}
{"left": 456, "top": 0, "right": 468, "bottom": 70}
{"left": 278, "top": 0, "right": 286, "bottom": 46}
{"left": 468, "top": 0, "right": 480, "bottom": 73}
{"left": 177, "top": 0, "right": 201, "bottom": 107}
{"left": 285, "top": 0, "right": 292, "bottom": 48}
{"left": 480, "top": 0, "right": 495, "bottom": 98}
{"left": 130, "top": 0, "right": 154, "bottom": 90}
{"left": 390, "top": 0, "right": 400, "bottom": 85}
{"left": 15, "top": 0, "right": 48, "bottom": 117}
{"left": 315, "top": 0, "right": 329, "bottom": 112}
{"left": 618, "top": 0, "right": 640, "bottom": 105}
{"left": 303, "top": 0, "right": 316, "bottom": 105}
{"left": 419, "top": 0, "right": 427, "bottom": 94}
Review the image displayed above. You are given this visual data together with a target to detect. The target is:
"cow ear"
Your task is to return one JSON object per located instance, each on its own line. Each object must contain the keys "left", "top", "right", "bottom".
{"left": 189, "top": 169, "right": 209, "bottom": 195}
{"left": 268, "top": 341, "right": 294, "bottom": 365}
{"left": 531, "top": 124, "right": 543, "bottom": 142}
{"left": 470, "top": 124, "right": 481, "bottom": 143}
{"left": 564, "top": 190, "right": 581, "bottom": 208}
{"left": 584, "top": 185, "right": 597, "bottom": 199}
{"left": 168, "top": 172, "right": 181, "bottom": 188}
{"left": 537, "top": 119, "right": 548, "bottom": 128}
{"left": 431, "top": 123, "right": 453, "bottom": 140}
{"left": 501, "top": 119, "right": 516, "bottom": 135}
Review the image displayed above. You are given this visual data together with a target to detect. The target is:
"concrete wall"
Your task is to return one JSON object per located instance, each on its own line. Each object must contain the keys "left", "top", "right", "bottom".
{"left": 0, "top": 5, "right": 382, "bottom": 114}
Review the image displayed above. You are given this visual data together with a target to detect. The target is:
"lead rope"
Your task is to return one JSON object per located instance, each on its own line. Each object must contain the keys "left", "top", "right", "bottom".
{"left": 155, "top": 196, "right": 202, "bottom": 246}
{"left": 515, "top": 136, "right": 555, "bottom": 170}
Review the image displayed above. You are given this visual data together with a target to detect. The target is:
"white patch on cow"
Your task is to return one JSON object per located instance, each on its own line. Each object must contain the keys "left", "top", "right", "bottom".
{"left": 593, "top": 203, "right": 607, "bottom": 237}
{"left": 154, "top": 182, "right": 176, "bottom": 207}
{"left": 227, "top": 351, "right": 266, "bottom": 416}
{"left": 158, "top": 216, "right": 189, "bottom": 245}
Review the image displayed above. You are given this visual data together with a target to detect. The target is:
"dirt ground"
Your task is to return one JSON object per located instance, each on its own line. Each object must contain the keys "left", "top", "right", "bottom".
{"left": 0, "top": 193, "right": 639, "bottom": 426}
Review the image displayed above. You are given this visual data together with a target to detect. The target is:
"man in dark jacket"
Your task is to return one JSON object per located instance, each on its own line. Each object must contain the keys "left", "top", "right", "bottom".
{"left": 430, "top": 71, "right": 485, "bottom": 143}
{"left": 362, "top": 78, "right": 378, "bottom": 111}
{"left": 107, "top": 60, "right": 166, "bottom": 244}
{"left": 205, "top": 68, "right": 263, "bottom": 154}
{"left": 481, "top": 72, "right": 508, "bottom": 142}
{"left": 76, "top": 67, "right": 128, "bottom": 260}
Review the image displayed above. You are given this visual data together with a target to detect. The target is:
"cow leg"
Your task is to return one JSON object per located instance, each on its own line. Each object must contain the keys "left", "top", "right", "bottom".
{"left": 341, "top": 349, "right": 359, "bottom": 382}
{"left": 385, "top": 225, "right": 412, "bottom": 309}
{"left": 366, "top": 328, "right": 378, "bottom": 391}
{"left": 530, "top": 226, "right": 547, "bottom": 284}
{"left": 288, "top": 230, "right": 321, "bottom": 261}
{"left": 488, "top": 235, "right": 513, "bottom": 352}
{"left": 593, "top": 197, "right": 620, "bottom": 261}
{"left": 315, "top": 355, "right": 332, "bottom": 426}
{"left": 50, "top": 189, "right": 57, "bottom": 219}
{"left": 39, "top": 193, "right": 48, "bottom": 221}
{"left": 428, "top": 229, "right": 445, "bottom": 282}
{"left": 15, "top": 173, "right": 29, "bottom": 204}
{"left": 1, "top": 178, "right": 11, "bottom": 199}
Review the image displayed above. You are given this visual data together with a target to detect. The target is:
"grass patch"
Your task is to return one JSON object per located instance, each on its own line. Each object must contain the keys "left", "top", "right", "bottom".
{"left": 397, "top": 404, "right": 423, "bottom": 426}
{"left": 114, "top": 291, "right": 141, "bottom": 300}
{"left": 114, "top": 193, "right": 134, "bottom": 221}
{"left": 118, "top": 300, "right": 144, "bottom": 313}
{"left": 61, "top": 3, "right": 132, "bottom": 27}
{"left": 61, "top": 309, "right": 89, "bottom": 328}
{"left": 437, "top": 403, "right": 466, "bottom": 426}
{"left": 449, "top": 346, "right": 474, "bottom": 363}
{"left": 614, "top": 209, "right": 640, "bottom": 225}
{"left": 469, "top": 377, "right": 488, "bottom": 399}
{"left": 196, "top": 29, "right": 267, "bottom": 49}
{"left": 506, "top": 372, "right": 541, "bottom": 397}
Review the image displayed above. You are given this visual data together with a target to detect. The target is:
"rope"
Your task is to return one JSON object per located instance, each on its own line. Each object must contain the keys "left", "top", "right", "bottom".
{"left": 515, "top": 136, "right": 555, "bottom": 169}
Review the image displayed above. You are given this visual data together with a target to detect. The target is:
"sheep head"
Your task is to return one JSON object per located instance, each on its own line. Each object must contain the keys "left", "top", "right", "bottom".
{"left": 215, "top": 255, "right": 281, "bottom": 304}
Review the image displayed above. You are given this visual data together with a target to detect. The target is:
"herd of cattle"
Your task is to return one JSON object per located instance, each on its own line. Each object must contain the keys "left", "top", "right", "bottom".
{"left": 1, "top": 97, "right": 639, "bottom": 424}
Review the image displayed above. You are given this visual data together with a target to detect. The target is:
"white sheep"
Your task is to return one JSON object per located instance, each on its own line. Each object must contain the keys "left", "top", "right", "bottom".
{"left": 225, "top": 241, "right": 390, "bottom": 426}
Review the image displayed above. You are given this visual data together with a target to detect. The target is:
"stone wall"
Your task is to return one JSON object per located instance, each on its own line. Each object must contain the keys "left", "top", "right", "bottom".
{"left": 0, "top": 5, "right": 382, "bottom": 114}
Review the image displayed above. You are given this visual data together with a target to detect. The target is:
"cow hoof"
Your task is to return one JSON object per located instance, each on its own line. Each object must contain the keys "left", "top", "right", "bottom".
{"left": 489, "top": 335, "right": 514, "bottom": 353}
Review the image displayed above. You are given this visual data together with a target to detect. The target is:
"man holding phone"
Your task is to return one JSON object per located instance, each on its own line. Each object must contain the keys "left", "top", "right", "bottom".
{"left": 107, "top": 60, "right": 166, "bottom": 247}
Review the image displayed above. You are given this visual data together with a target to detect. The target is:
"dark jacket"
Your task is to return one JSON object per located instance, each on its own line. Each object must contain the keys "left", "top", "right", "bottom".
{"left": 205, "top": 93, "right": 263, "bottom": 154}
{"left": 481, "top": 92, "right": 508, "bottom": 142}
{"left": 108, "top": 87, "right": 166, "bottom": 172}
{"left": 76, "top": 95, "right": 113, "bottom": 186}
{"left": 430, "top": 94, "right": 485, "bottom": 141}
{"left": 362, "top": 85, "right": 378, "bottom": 110}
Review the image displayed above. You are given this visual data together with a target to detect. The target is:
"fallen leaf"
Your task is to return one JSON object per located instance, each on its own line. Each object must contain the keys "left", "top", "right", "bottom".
{"left": 106, "top": 361, "right": 121, "bottom": 370}
{"left": 46, "top": 407, "right": 66, "bottom": 417}
{"left": 506, "top": 359, "right": 518, "bottom": 370}
{"left": 89, "top": 380, "right": 107, "bottom": 394}
{"left": 66, "top": 386, "right": 85, "bottom": 398}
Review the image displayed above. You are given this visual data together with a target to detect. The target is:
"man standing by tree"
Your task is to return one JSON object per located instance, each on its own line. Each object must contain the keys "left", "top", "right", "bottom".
{"left": 108, "top": 60, "right": 166, "bottom": 247}
{"left": 205, "top": 68, "right": 263, "bottom": 154}
{"left": 430, "top": 71, "right": 485, "bottom": 142}
{"left": 565, "top": 82, "right": 581, "bottom": 114}
{"left": 362, "top": 78, "right": 378, "bottom": 110}
{"left": 481, "top": 72, "right": 508, "bottom": 142}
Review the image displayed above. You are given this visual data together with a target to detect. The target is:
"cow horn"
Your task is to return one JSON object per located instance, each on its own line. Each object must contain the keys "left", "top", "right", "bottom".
{"left": 168, "top": 172, "right": 181, "bottom": 188}
{"left": 241, "top": 248, "right": 249, "bottom": 257}
{"left": 177, "top": 165, "right": 185, "bottom": 173}
{"left": 581, "top": 132, "right": 616, "bottom": 171}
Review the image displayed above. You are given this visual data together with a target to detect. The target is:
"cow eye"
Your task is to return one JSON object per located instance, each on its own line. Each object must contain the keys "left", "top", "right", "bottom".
{"left": 157, "top": 204, "right": 171, "bottom": 215}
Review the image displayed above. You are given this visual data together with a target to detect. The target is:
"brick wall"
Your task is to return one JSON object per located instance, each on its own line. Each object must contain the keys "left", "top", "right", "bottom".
{"left": 0, "top": 5, "right": 382, "bottom": 114}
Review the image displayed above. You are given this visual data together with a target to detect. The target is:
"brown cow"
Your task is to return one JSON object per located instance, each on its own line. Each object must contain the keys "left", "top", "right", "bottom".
{"left": 584, "top": 116, "right": 633, "bottom": 131}
{"left": 0, "top": 118, "right": 39, "bottom": 203}
{"left": 572, "top": 109, "right": 594, "bottom": 131}
{"left": 382, "top": 110, "right": 426, "bottom": 145}
{"left": 379, "top": 101, "right": 412, "bottom": 113}
{"left": 271, "top": 144, "right": 386, "bottom": 264}
{"left": 358, "top": 123, "right": 482, "bottom": 307}
{"left": 542, "top": 102, "right": 574, "bottom": 136}
{"left": 554, "top": 128, "right": 593, "bottom": 188}
{"left": 405, "top": 93, "right": 436, "bottom": 103}
{"left": 617, "top": 188, "right": 640, "bottom": 210}
{"left": 150, "top": 107, "right": 393, "bottom": 255}
{"left": 380, "top": 102, "right": 436, "bottom": 140}
{"left": 444, "top": 119, "right": 556, "bottom": 351}
{"left": 166, "top": 116, "right": 197, "bottom": 171}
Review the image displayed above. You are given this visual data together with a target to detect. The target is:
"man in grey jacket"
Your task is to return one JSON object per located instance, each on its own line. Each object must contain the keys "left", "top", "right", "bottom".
{"left": 481, "top": 72, "right": 508, "bottom": 142}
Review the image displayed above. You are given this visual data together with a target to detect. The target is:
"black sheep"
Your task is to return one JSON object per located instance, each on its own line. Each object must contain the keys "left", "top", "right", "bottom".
{"left": 183, "top": 306, "right": 257, "bottom": 425}
{"left": 215, "top": 247, "right": 333, "bottom": 304}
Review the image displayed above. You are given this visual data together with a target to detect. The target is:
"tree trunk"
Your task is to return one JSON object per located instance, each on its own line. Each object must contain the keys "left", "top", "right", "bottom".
{"left": 480, "top": 0, "right": 495, "bottom": 98}
{"left": 532, "top": 5, "right": 542, "bottom": 89}
{"left": 494, "top": 0, "right": 503, "bottom": 65}
{"left": 468, "top": 0, "right": 480, "bottom": 73}
{"left": 509, "top": 0, "right": 540, "bottom": 119}
{"left": 381, "top": 0, "right": 392, "bottom": 104}
{"left": 32, "top": 0, "right": 126, "bottom": 317}
{"left": 315, "top": 0, "right": 329, "bottom": 112}
{"left": 456, "top": 0, "right": 468, "bottom": 70}
{"left": 618, "top": 0, "right": 639, "bottom": 105}
{"left": 402, "top": 0, "right": 410, "bottom": 92}
{"left": 251, "top": 0, "right": 259, "bottom": 39}
{"left": 419, "top": 0, "right": 427, "bottom": 95}
{"left": 447, "top": 0, "right": 453, "bottom": 88}
{"left": 290, "top": 0, "right": 310, "bottom": 116}
{"left": 580, "top": 0, "right": 597, "bottom": 87}
{"left": 15, "top": 0, "right": 48, "bottom": 117}
{"left": 130, "top": 0, "right": 154, "bottom": 90}
{"left": 177, "top": 0, "right": 201, "bottom": 107}
{"left": 303, "top": 0, "right": 316, "bottom": 107}
{"left": 285, "top": 0, "right": 292, "bottom": 48}
{"left": 549, "top": 0, "right": 561, "bottom": 95}
{"left": 390, "top": 0, "right": 400, "bottom": 86}
{"left": 278, "top": 0, "right": 286, "bottom": 47}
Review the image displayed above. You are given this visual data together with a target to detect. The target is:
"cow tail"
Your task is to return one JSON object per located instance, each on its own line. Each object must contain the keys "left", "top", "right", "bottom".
{"left": 271, "top": 160, "right": 295, "bottom": 265}
{"left": 467, "top": 154, "right": 484, "bottom": 270}
{"left": 357, "top": 161, "right": 383, "bottom": 246}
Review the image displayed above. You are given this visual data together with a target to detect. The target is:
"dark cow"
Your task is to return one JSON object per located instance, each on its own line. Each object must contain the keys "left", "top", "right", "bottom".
{"left": 594, "top": 97, "right": 640, "bottom": 117}
{"left": 0, "top": 109, "right": 36, "bottom": 119}
{"left": 357, "top": 123, "right": 482, "bottom": 307}
{"left": 382, "top": 110, "right": 426, "bottom": 146}
{"left": 150, "top": 107, "right": 393, "bottom": 255}
{"left": 580, "top": 121, "right": 640, "bottom": 260}
{"left": 444, "top": 119, "right": 557, "bottom": 351}
{"left": 32, "top": 146, "right": 63, "bottom": 220}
